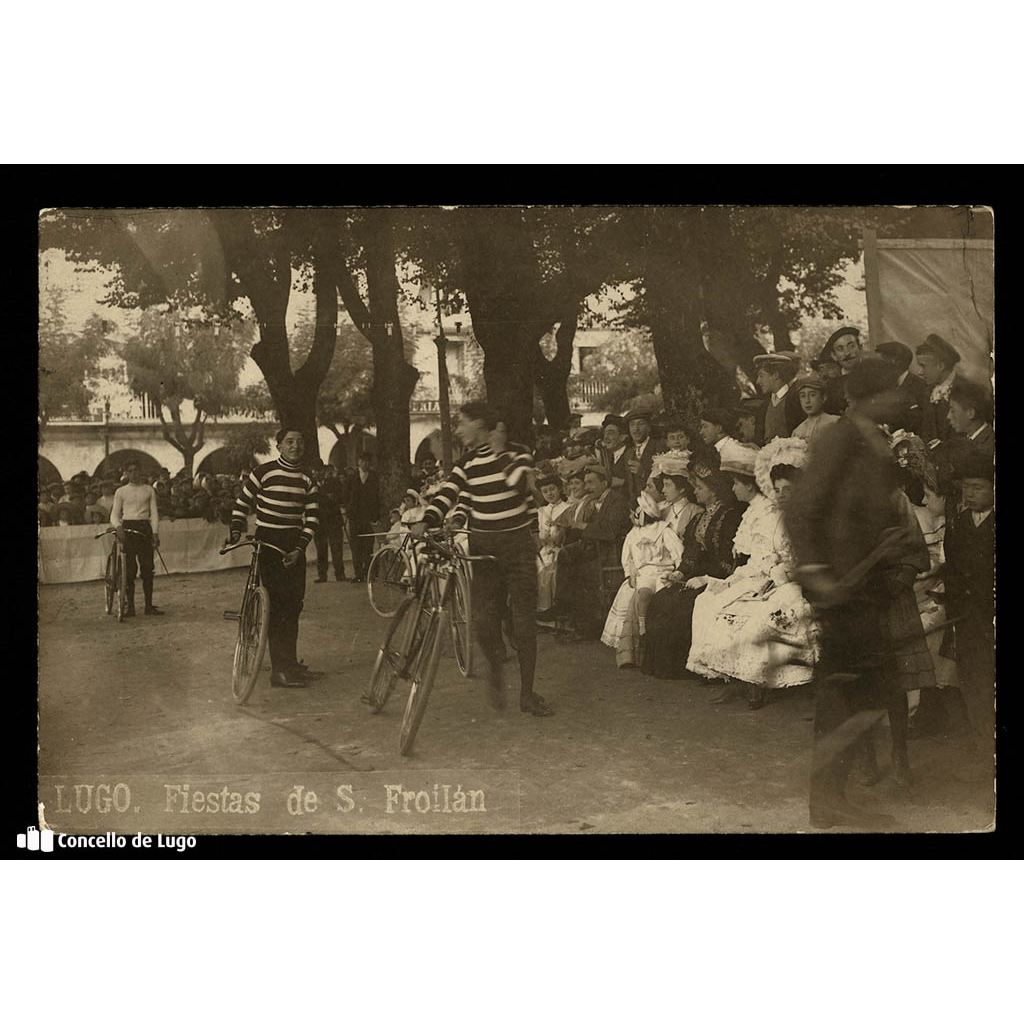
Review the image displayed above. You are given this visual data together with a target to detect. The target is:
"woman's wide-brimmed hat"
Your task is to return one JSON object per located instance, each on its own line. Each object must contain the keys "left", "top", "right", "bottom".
{"left": 651, "top": 448, "right": 691, "bottom": 479}
{"left": 754, "top": 436, "right": 809, "bottom": 500}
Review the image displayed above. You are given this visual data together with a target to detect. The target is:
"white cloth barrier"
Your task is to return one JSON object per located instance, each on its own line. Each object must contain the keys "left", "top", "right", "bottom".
{"left": 38, "top": 517, "right": 319, "bottom": 585}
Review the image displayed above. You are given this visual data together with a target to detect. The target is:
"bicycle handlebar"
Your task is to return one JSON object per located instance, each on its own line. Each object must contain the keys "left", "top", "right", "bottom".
{"left": 95, "top": 526, "right": 148, "bottom": 540}
{"left": 219, "top": 538, "right": 291, "bottom": 558}
{"left": 420, "top": 530, "right": 497, "bottom": 563}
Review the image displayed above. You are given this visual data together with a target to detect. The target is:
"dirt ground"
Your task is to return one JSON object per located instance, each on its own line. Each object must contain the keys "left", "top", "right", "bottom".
{"left": 37, "top": 564, "right": 995, "bottom": 835}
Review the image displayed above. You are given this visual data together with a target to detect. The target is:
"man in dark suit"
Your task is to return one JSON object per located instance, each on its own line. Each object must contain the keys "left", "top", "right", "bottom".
{"left": 943, "top": 452, "right": 994, "bottom": 784}
{"left": 347, "top": 452, "right": 380, "bottom": 582}
{"left": 915, "top": 333, "right": 962, "bottom": 446}
{"left": 554, "top": 464, "right": 631, "bottom": 640}
{"left": 876, "top": 342, "right": 929, "bottom": 435}
{"left": 753, "top": 351, "right": 805, "bottom": 442}
{"left": 818, "top": 326, "right": 863, "bottom": 416}
{"left": 313, "top": 464, "right": 347, "bottom": 582}
{"left": 946, "top": 378, "right": 994, "bottom": 462}
{"left": 624, "top": 408, "right": 666, "bottom": 505}
{"left": 599, "top": 415, "right": 630, "bottom": 494}
{"left": 786, "top": 358, "right": 909, "bottom": 829}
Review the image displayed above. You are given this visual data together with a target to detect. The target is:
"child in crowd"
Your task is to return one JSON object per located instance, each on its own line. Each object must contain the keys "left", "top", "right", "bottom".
{"left": 791, "top": 373, "right": 840, "bottom": 444}
{"left": 536, "top": 476, "right": 571, "bottom": 619}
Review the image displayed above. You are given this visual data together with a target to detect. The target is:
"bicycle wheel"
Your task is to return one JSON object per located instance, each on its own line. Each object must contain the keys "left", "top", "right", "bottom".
{"left": 367, "top": 546, "right": 414, "bottom": 617}
{"left": 449, "top": 564, "right": 473, "bottom": 677}
{"left": 364, "top": 596, "right": 416, "bottom": 712}
{"left": 399, "top": 603, "right": 446, "bottom": 756}
{"left": 232, "top": 584, "right": 270, "bottom": 705}
{"left": 103, "top": 550, "right": 115, "bottom": 615}
{"left": 116, "top": 546, "right": 128, "bottom": 622}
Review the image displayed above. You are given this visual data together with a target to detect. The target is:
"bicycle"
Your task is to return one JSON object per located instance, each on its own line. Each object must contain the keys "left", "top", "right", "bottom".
{"left": 95, "top": 526, "right": 148, "bottom": 622}
{"left": 362, "top": 530, "right": 495, "bottom": 756}
{"left": 364, "top": 527, "right": 475, "bottom": 677}
{"left": 219, "top": 534, "right": 290, "bottom": 705}
{"left": 364, "top": 530, "right": 420, "bottom": 617}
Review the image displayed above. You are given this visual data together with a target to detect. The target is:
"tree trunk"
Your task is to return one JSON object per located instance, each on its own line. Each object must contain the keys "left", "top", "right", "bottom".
{"left": 480, "top": 323, "right": 539, "bottom": 443}
{"left": 534, "top": 316, "right": 577, "bottom": 430}
{"left": 358, "top": 209, "right": 418, "bottom": 516}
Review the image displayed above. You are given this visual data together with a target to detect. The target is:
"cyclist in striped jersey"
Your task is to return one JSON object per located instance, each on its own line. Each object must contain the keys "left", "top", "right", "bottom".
{"left": 412, "top": 401, "right": 553, "bottom": 716}
{"left": 230, "top": 427, "right": 324, "bottom": 688}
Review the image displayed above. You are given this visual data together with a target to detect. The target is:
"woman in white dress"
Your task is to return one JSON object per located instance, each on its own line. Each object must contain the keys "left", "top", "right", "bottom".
{"left": 601, "top": 489, "right": 684, "bottom": 668}
{"left": 686, "top": 438, "right": 819, "bottom": 709}
{"left": 536, "top": 476, "right": 571, "bottom": 616}
{"left": 653, "top": 450, "right": 703, "bottom": 541}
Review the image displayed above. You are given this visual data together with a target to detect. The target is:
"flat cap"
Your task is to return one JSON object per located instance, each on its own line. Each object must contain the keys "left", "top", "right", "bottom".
{"left": 952, "top": 449, "right": 993, "bottom": 483}
{"left": 875, "top": 341, "right": 914, "bottom": 368}
{"left": 624, "top": 407, "right": 657, "bottom": 423}
{"left": 792, "top": 372, "right": 827, "bottom": 393}
{"left": 916, "top": 333, "right": 961, "bottom": 367}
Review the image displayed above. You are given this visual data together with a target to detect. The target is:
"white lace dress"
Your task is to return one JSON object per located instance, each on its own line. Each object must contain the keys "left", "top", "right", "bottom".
{"left": 686, "top": 493, "right": 819, "bottom": 688}
{"left": 537, "top": 500, "right": 570, "bottom": 612}
{"left": 601, "top": 520, "right": 683, "bottom": 655}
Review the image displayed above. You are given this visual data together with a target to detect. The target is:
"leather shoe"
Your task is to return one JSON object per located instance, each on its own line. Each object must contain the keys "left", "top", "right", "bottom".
{"left": 295, "top": 662, "right": 326, "bottom": 680}
{"left": 270, "top": 671, "right": 307, "bottom": 688}
{"left": 144, "top": 605, "right": 165, "bottom": 615}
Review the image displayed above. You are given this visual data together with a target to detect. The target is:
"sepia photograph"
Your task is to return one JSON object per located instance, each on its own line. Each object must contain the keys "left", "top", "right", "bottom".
{"left": 34, "top": 204, "right": 995, "bottom": 838}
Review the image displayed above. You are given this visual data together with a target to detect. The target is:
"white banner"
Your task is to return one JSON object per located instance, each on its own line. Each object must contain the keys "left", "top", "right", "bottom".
{"left": 38, "top": 517, "right": 319, "bottom": 586}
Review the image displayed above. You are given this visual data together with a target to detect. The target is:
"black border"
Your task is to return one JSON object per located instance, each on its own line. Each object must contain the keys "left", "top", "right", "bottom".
{"left": 14, "top": 167, "right": 1016, "bottom": 860}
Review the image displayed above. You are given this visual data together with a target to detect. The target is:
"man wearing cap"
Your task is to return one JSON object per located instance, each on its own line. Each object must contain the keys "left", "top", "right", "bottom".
{"left": 819, "top": 327, "right": 863, "bottom": 415}
{"left": 792, "top": 373, "right": 840, "bottom": 443}
{"left": 624, "top": 408, "right": 665, "bottom": 505}
{"left": 599, "top": 415, "right": 630, "bottom": 493}
{"left": 786, "top": 358, "right": 910, "bottom": 828}
{"left": 915, "top": 333, "right": 962, "bottom": 446}
{"left": 947, "top": 378, "right": 994, "bottom": 463}
{"left": 876, "top": 341, "right": 928, "bottom": 435}
{"left": 753, "top": 351, "right": 805, "bottom": 443}
{"left": 942, "top": 451, "right": 994, "bottom": 783}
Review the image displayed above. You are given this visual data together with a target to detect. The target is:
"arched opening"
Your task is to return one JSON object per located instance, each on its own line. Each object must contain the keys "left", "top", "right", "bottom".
{"left": 38, "top": 455, "right": 63, "bottom": 487}
{"left": 196, "top": 447, "right": 236, "bottom": 476}
{"left": 94, "top": 449, "right": 164, "bottom": 481}
{"left": 329, "top": 430, "right": 377, "bottom": 470}
{"left": 414, "top": 432, "right": 443, "bottom": 466}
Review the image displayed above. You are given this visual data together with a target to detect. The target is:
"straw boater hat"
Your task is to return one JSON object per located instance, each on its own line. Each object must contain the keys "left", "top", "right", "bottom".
{"left": 719, "top": 444, "right": 758, "bottom": 478}
{"left": 752, "top": 351, "right": 801, "bottom": 372}
{"left": 754, "top": 436, "right": 809, "bottom": 501}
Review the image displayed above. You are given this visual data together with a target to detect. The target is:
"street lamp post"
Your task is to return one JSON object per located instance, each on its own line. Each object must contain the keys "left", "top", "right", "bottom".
{"left": 433, "top": 287, "right": 454, "bottom": 470}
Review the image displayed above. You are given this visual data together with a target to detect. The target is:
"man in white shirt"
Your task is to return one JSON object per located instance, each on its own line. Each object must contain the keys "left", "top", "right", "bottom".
{"left": 110, "top": 461, "right": 163, "bottom": 617}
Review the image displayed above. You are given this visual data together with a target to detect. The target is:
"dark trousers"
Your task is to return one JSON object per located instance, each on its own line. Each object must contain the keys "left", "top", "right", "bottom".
{"left": 350, "top": 520, "right": 374, "bottom": 580}
{"left": 315, "top": 516, "right": 346, "bottom": 579}
{"left": 811, "top": 589, "right": 891, "bottom": 801}
{"left": 257, "top": 528, "right": 306, "bottom": 673}
{"left": 123, "top": 520, "right": 155, "bottom": 607}
{"left": 958, "top": 622, "right": 995, "bottom": 760}
{"left": 470, "top": 527, "right": 538, "bottom": 699}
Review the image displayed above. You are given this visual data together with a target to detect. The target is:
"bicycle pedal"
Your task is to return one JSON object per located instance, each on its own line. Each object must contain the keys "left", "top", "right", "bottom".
{"left": 223, "top": 610, "right": 240, "bottom": 621}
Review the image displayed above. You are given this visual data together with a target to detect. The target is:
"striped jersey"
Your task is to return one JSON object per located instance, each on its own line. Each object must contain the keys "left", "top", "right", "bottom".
{"left": 423, "top": 444, "right": 535, "bottom": 532}
{"left": 231, "top": 458, "right": 319, "bottom": 549}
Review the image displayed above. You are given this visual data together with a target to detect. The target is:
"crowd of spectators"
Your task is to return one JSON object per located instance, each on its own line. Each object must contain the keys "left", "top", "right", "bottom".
{"left": 38, "top": 466, "right": 248, "bottom": 529}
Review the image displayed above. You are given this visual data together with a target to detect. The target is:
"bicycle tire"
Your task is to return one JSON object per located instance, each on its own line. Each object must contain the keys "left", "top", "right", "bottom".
{"left": 364, "top": 595, "right": 416, "bottom": 712}
{"left": 232, "top": 584, "right": 270, "bottom": 705}
{"left": 116, "top": 546, "right": 128, "bottom": 622}
{"left": 367, "top": 545, "right": 414, "bottom": 618}
{"left": 450, "top": 564, "right": 473, "bottom": 677}
{"left": 399, "top": 604, "right": 446, "bottom": 756}
{"left": 103, "top": 550, "right": 115, "bottom": 615}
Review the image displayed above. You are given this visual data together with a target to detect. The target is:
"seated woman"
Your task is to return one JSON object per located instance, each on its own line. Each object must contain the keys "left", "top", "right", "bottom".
{"left": 602, "top": 489, "right": 684, "bottom": 668}
{"left": 640, "top": 468, "right": 745, "bottom": 678}
{"left": 553, "top": 470, "right": 594, "bottom": 544}
{"left": 652, "top": 450, "right": 702, "bottom": 540}
{"left": 536, "top": 475, "right": 571, "bottom": 619}
{"left": 686, "top": 437, "right": 819, "bottom": 709}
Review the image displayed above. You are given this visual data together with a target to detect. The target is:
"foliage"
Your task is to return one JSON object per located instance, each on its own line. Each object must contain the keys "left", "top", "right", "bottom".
{"left": 38, "top": 288, "right": 111, "bottom": 424}
{"left": 574, "top": 330, "right": 662, "bottom": 414}
{"left": 221, "top": 425, "right": 272, "bottom": 473}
